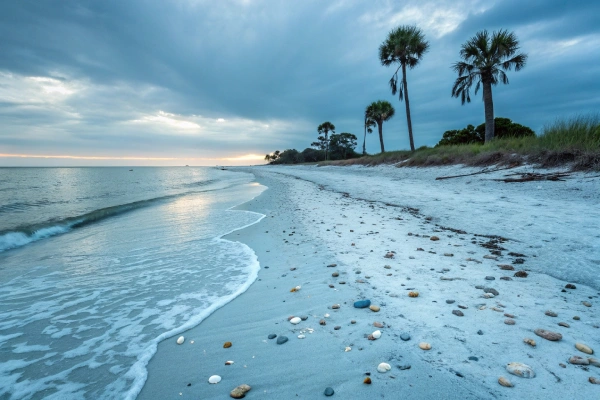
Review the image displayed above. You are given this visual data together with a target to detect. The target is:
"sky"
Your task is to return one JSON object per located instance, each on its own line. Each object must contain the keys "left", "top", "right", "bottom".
{"left": 1, "top": 0, "right": 599, "bottom": 166}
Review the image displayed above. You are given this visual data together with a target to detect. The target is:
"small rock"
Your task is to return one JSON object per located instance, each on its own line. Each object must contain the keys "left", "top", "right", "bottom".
{"left": 419, "top": 342, "right": 431, "bottom": 350}
{"left": 354, "top": 300, "right": 371, "bottom": 308}
{"left": 523, "top": 338, "right": 536, "bottom": 347}
{"left": 298, "top": 334, "right": 305, "bottom": 339}
{"left": 468, "top": 356, "right": 479, "bottom": 361}
{"left": 327, "top": 264, "right": 337, "bottom": 267}
{"left": 408, "top": 291, "right": 419, "bottom": 297}
{"left": 230, "top": 384, "right": 251, "bottom": 399}
{"left": 588, "top": 358, "right": 600, "bottom": 367}
{"left": 458, "top": 305, "right": 468, "bottom": 309}
{"left": 369, "top": 305, "right": 380, "bottom": 312}
{"left": 319, "top": 319, "right": 326, "bottom": 326}
{"left": 223, "top": 342, "right": 232, "bottom": 348}
{"left": 225, "top": 361, "right": 234, "bottom": 365}
{"left": 208, "top": 375, "right": 222, "bottom": 384}
{"left": 484, "top": 288, "right": 500, "bottom": 296}
{"left": 371, "top": 330, "right": 382, "bottom": 339}
{"left": 444, "top": 253, "right": 454, "bottom": 257}
{"left": 351, "top": 320, "right": 356, "bottom": 324}
{"left": 576, "top": 343, "right": 594, "bottom": 355}
{"left": 446, "top": 299, "right": 455, "bottom": 304}
{"left": 324, "top": 387, "right": 334, "bottom": 396}
{"left": 384, "top": 252, "right": 395, "bottom": 258}
{"left": 400, "top": 333, "right": 411, "bottom": 341}
{"left": 504, "top": 313, "right": 515, "bottom": 318}
{"left": 332, "top": 304, "right": 340, "bottom": 309}
{"left": 559, "top": 363, "right": 566, "bottom": 368}
{"left": 276, "top": 336, "right": 288, "bottom": 345}
{"left": 477, "top": 330, "right": 483, "bottom": 335}
{"left": 500, "top": 277, "right": 512, "bottom": 281}
{"left": 363, "top": 377, "right": 372, "bottom": 384}
{"left": 582, "top": 301, "right": 592, "bottom": 307}
{"left": 332, "top": 272, "right": 339, "bottom": 277}
{"left": 176, "top": 336, "right": 185, "bottom": 345}
{"left": 589, "top": 377, "right": 600, "bottom": 385}
{"left": 398, "top": 364, "right": 411, "bottom": 370}
{"left": 498, "top": 376, "right": 513, "bottom": 387}
{"left": 485, "top": 276, "right": 495, "bottom": 281}
{"left": 505, "top": 319, "right": 516, "bottom": 325}
{"left": 534, "top": 329, "right": 562, "bottom": 341}
{"left": 558, "top": 322, "right": 570, "bottom": 328}
{"left": 384, "top": 265, "right": 391, "bottom": 269}
{"left": 506, "top": 362, "right": 535, "bottom": 378}
{"left": 377, "top": 362, "right": 392, "bottom": 373}
{"left": 430, "top": 236, "right": 440, "bottom": 241}
{"left": 290, "top": 317, "right": 301, "bottom": 324}
{"left": 334, "top": 326, "right": 341, "bottom": 331}
{"left": 345, "top": 346, "right": 351, "bottom": 352}
{"left": 300, "top": 315, "right": 308, "bottom": 321}
{"left": 373, "top": 322, "right": 384, "bottom": 328}
{"left": 569, "top": 356, "right": 590, "bottom": 365}
{"left": 565, "top": 283, "right": 576, "bottom": 289}
{"left": 452, "top": 310, "right": 464, "bottom": 317}
{"left": 573, "top": 316, "right": 581, "bottom": 320}
{"left": 514, "top": 271, "right": 528, "bottom": 278}
{"left": 545, "top": 310, "right": 558, "bottom": 317}
{"left": 499, "top": 264, "right": 515, "bottom": 270}
{"left": 268, "top": 334, "right": 277, "bottom": 339}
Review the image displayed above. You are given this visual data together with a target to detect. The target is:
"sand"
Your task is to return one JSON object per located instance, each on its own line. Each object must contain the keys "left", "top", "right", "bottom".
{"left": 138, "top": 165, "right": 600, "bottom": 399}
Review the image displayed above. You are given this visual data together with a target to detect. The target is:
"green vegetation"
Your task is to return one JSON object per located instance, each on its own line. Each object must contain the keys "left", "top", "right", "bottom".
{"left": 365, "top": 101, "right": 395, "bottom": 153}
{"left": 452, "top": 29, "right": 527, "bottom": 142}
{"left": 380, "top": 25, "right": 429, "bottom": 152}
{"left": 437, "top": 117, "right": 534, "bottom": 146}
{"left": 314, "top": 122, "right": 336, "bottom": 161}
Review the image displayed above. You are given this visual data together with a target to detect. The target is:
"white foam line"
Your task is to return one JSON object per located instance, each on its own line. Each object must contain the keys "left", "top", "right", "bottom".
{"left": 125, "top": 183, "right": 268, "bottom": 400}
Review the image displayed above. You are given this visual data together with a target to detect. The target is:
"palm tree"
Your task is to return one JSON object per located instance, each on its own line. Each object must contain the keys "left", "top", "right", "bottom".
{"left": 379, "top": 25, "right": 429, "bottom": 152}
{"left": 317, "top": 122, "right": 335, "bottom": 160}
{"left": 451, "top": 29, "right": 527, "bottom": 142}
{"left": 366, "top": 100, "right": 395, "bottom": 153}
{"left": 363, "top": 107, "right": 376, "bottom": 155}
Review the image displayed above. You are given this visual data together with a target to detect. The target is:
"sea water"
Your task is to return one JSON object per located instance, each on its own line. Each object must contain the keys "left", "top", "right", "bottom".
{"left": 0, "top": 167, "right": 266, "bottom": 399}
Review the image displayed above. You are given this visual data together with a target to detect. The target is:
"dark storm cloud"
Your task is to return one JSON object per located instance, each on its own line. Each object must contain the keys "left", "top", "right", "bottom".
{"left": 0, "top": 0, "right": 598, "bottom": 164}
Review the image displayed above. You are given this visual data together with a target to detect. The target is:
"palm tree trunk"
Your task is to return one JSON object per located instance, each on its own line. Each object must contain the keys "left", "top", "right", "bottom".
{"left": 482, "top": 79, "right": 494, "bottom": 142}
{"left": 402, "top": 63, "right": 415, "bottom": 152}
{"left": 362, "top": 123, "right": 367, "bottom": 155}
{"left": 325, "top": 132, "right": 329, "bottom": 160}
{"left": 378, "top": 122, "right": 385, "bottom": 153}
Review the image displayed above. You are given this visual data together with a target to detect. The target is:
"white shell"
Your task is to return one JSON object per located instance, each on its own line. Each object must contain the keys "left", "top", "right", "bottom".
{"left": 344, "top": 347, "right": 351, "bottom": 352}
{"left": 290, "top": 317, "right": 301, "bottom": 324}
{"left": 324, "top": 313, "right": 330, "bottom": 318}
{"left": 295, "top": 285, "right": 301, "bottom": 290}
{"left": 208, "top": 375, "right": 221, "bottom": 384}
{"left": 176, "top": 336, "right": 184, "bottom": 345}
{"left": 506, "top": 362, "right": 535, "bottom": 378}
{"left": 377, "top": 362, "right": 391, "bottom": 373}
{"left": 372, "top": 330, "right": 382, "bottom": 339}
{"left": 298, "top": 334, "right": 305, "bottom": 339}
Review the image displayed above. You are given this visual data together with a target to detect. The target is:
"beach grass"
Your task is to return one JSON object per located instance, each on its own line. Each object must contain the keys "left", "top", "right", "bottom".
{"left": 324, "top": 114, "right": 600, "bottom": 170}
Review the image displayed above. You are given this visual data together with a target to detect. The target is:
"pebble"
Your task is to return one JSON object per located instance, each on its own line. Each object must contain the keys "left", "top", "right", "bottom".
{"left": 324, "top": 313, "right": 330, "bottom": 318}
{"left": 468, "top": 356, "right": 478, "bottom": 361}
{"left": 506, "top": 362, "right": 535, "bottom": 378}
{"left": 332, "top": 272, "right": 339, "bottom": 277}
{"left": 589, "top": 358, "right": 600, "bottom": 367}
{"left": 505, "top": 319, "right": 516, "bottom": 325}
{"left": 345, "top": 347, "right": 351, "bottom": 352}
{"left": 408, "top": 291, "right": 419, "bottom": 298}
{"left": 484, "top": 288, "right": 499, "bottom": 296}
{"left": 558, "top": 322, "right": 570, "bottom": 328}
{"left": 369, "top": 305, "right": 380, "bottom": 312}
{"left": 225, "top": 361, "right": 234, "bottom": 365}
{"left": 324, "top": 387, "right": 334, "bottom": 396}
{"left": 320, "top": 319, "right": 326, "bottom": 326}
{"left": 290, "top": 317, "right": 301, "bottom": 324}
{"left": 298, "top": 334, "right": 305, "bottom": 339}
{"left": 477, "top": 330, "right": 484, "bottom": 335}
{"left": 354, "top": 300, "right": 371, "bottom": 308}
{"left": 458, "top": 305, "right": 468, "bottom": 309}
{"left": 398, "top": 364, "right": 411, "bottom": 370}
{"left": 300, "top": 315, "right": 308, "bottom": 321}
{"left": 377, "top": 362, "right": 392, "bottom": 373}
{"left": 334, "top": 326, "right": 341, "bottom": 330}
{"left": 327, "top": 264, "right": 337, "bottom": 267}
{"left": 500, "top": 277, "right": 512, "bottom": 281}
{"left": 485, "top": 276, "right": 495, "bottom": 281}
{"left": 545, "top": 310, "right": 558, "bottom": 317}
{"left": 230, "top": 384, "right": 251, "bottom": 399}
{"left": 384, "top": 265, "right": 391, "bottom": 269}
{"left": 419, "top": 342, "right": 431, "bottom": 350}
{"left": 565, "top": 283, "right": 576, "bottom": 289}
{"left": 514, "top": 271, "right": 528, "bottom": 278}
{"left": 523, "top": 338, "right": 536, "bottom": 347}
{"left": 430, "top": 236, "right": 440, "bottom": 241}
{"left": 504, "top": 313, "right": 515, "bottom": 318}
{"left": 534, "top": 329, "right": 562, "bottom": 341}
{"left": 446, "top": 300, "right": 455, "bottom": 304}
{"left": 268, "top": 334, "right": 277, "bottom": 339}
{"left": 372, "top": 330, "right": 382, "bottom": 339}
{"left": 332, "top": 304, "right": 340, "bottom": 309}
{"left": 582, "top": 301, "right": 592, "bottom": 307}
{"left": 373, "top": 322, "right": 384, "bottom": 328}
{"left": 573, "top": 316, "right": 581, "bottom": 320}
{"left": 351, "top": 320, "right": 356, "bottom": 324}
{"left": 223, "top": 342, "right": 232, "bottom": 348}
{"left": 400, "top": 333, "right": 411, "bottom": 341}
{"left": 576, "top": 343, "right": 594, "bottom": 355}
{"left": 498, "top": 376, "right": 513, "bottom": 387}
{"left": 276, "top": 336, "right": 288, "bottom": 345}
{"left": 569, "top": 356, "right": 590, "bottom": 365}
{"left": 176, "top": 336, "right": 185, "bottom": 345}
{"left": 208, "top": 375, "right": 221, "bottom": 384}
{"left": 363, "top": 377, "right": 372, "bottom": 384}
{"left": 499, "top": 264, "right": 515, "bottom": 270}
{"left": 452, "top": 310, "right": 464, "bottom": 317}
{"left": 589, "top": 377, "right": 600, "bottom": 385}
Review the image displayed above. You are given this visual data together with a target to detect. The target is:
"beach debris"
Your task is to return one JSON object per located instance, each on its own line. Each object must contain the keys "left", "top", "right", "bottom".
{"left": 590, "top": 377, "right": 600, "bottom": 385}
{"left": 523, "top": 338, "right": 536, "bottom": 347}
{"left": 558, "top": 322, "right": 570, "bottom": 328}
{"left": 505, "top": 319, "right": 516, "bottom": 325}
{"left": 230, "top": 384, "right": 251, "bottom": 398}
{"left": 498, "top": 264, "right": 515, "bottom": 270}
{"left": 268, "top": 334, "right": 276, "bottom": 339}
{"left": 290, "top": 285, "right": 301, "bottom": 292}
{"left": 506, "top": 362, "right": 535, "bottom": 378}
{"left": 332, "top": 304, "right": 340, "bottom": 309}
{"left": 354, "top": 299, "right": 371, "bottom": 308}
{"left": 345, "top": 347, "right": 351, "bottom": 352}
{"left": 408, "top": 291, "right": 419, "bottom": 298}
{"left": 320, "top": 319, "right": 326, "bottom": 326}
{"left": 545, "top": 310, "right": 558, "bottom": 317}
{"left": 377, "top": 362, "right": 392, "bottom": 373}
{"left": 369, "top": 305, "right": 380, "bottom": 312}
{"left": 208, "top": 375, "right": 222, "bottom": 384}
{"left": 569, "top": 356, "right": 590, "bottom": 365}
{"left": 514, "top": 271, "right": 528, "bottom": 278}
{"left": 576, "top": 343, "right": 594, "bottom": 355}
{"left": 452, "top": 310, "right": 464, "bottom": 317}
{"left": 565, "top": 283, "right": 576, "bottom": 289}
{"left": 276, "top": 336, "right": 288, "bottom": 345}
{"left": 225, "top": 361, "right": 234, "bottom": 365}
{"left": 223, "top": 341, "right": 232, "bottom": 348}
{"left": 498, "top": 376, "right": 514, "bottom": 387}
{"left": 363, "top": 377, "right": 372, "bottom": 384}
{"left": 324, "top": 387, "right": 335, "bottom": 396}
{"left": 419, "top": 342, "right": 431, "bottom": 350}
{"left": 400, "top": 333, "right": 411, "bottom": 341}
{"left": 582, "top": 301, "right": 592, "bottom": 307}
{"left": 435, "top": 165, "right": 516, "bottom": 180}
{"left": 176, "top": 336, "right": 185, "bottom": 345}
{"left": 290, "top": 317, "right": 301, "bottom": 325}
{"left": 493, "top": 171, "right": 570, "bottom": 182}
{"left": 534, "top": 329, "right": 562, "bottom": 341}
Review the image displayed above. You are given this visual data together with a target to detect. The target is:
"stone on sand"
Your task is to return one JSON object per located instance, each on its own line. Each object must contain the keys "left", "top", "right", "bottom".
{"left": 506, "top": 362, "right": 535, "bottom": 378}
{"left": 230, "top": 384, "right": 251, "bottom": 398}
{"left": 534, "top": 329, "right": 562, "bottom": 341}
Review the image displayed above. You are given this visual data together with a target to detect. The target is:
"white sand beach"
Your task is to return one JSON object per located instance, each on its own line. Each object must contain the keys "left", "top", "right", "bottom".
{"left": 139, "top": 164, "right": 600, "bottom": 399}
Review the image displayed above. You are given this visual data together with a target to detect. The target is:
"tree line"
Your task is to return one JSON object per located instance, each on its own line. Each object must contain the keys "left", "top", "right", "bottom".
{"left": 266, "top": 26, "right": 528, "bottom": 164}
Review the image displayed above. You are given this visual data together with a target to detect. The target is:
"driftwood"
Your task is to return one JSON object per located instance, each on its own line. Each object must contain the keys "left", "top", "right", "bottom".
{"left": 435, "top": 165, "right": 517, "bottom": 180}
{"left": 492, "top": 172, "right": 571, "bottom": 182}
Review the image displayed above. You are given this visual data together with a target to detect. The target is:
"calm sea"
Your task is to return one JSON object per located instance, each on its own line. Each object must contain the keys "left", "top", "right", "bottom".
{"left": 0, "top": 167, "right": 265, "bottom": 399}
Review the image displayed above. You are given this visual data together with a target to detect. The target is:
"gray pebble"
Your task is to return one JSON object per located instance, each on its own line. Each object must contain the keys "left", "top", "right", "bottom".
{"left": 276, "top": 336, "right": 288, "bottom": 345}
{"left": 268, "top": 334, "right": 277, "bottom": 339}
{"left": 446, "top": 300, "right": 455, "bottom": 304}
{"left": 452, "top": 310, "right": 464, "bottom": 317}
{"left": 397, "top": 364, "right": 411, "bottom": 370}
{"left": 485, "top": 276, "right": 495, "bottom": 281}
{"left": 484, "top": 288, "right": 499, "bottom": 296}
{"left": 468, "top": 356, "right": 479, "bottom": 361}
{"left": 400, "top": 333, "right": 411, "bottom": 341}
{"left": 324, "top": 387, "right": 334, "bottom": 396}
{"left": 477, "top": 330, "right": 483, "bottom": 335}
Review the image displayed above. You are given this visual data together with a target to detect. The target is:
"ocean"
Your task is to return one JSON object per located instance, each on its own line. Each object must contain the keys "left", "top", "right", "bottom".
{"left": 0, "top": 167, "right": 266, "bottom": 399}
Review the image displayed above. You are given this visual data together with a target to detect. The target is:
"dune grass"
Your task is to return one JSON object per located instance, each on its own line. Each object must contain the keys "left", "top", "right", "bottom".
{"left": 323, "top": 114, "right": 600, "bottom": 170}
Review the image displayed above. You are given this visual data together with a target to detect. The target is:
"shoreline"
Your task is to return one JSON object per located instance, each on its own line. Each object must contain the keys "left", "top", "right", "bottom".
{"left": 139, "top": 165, "right": 599, "bottom": 399}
